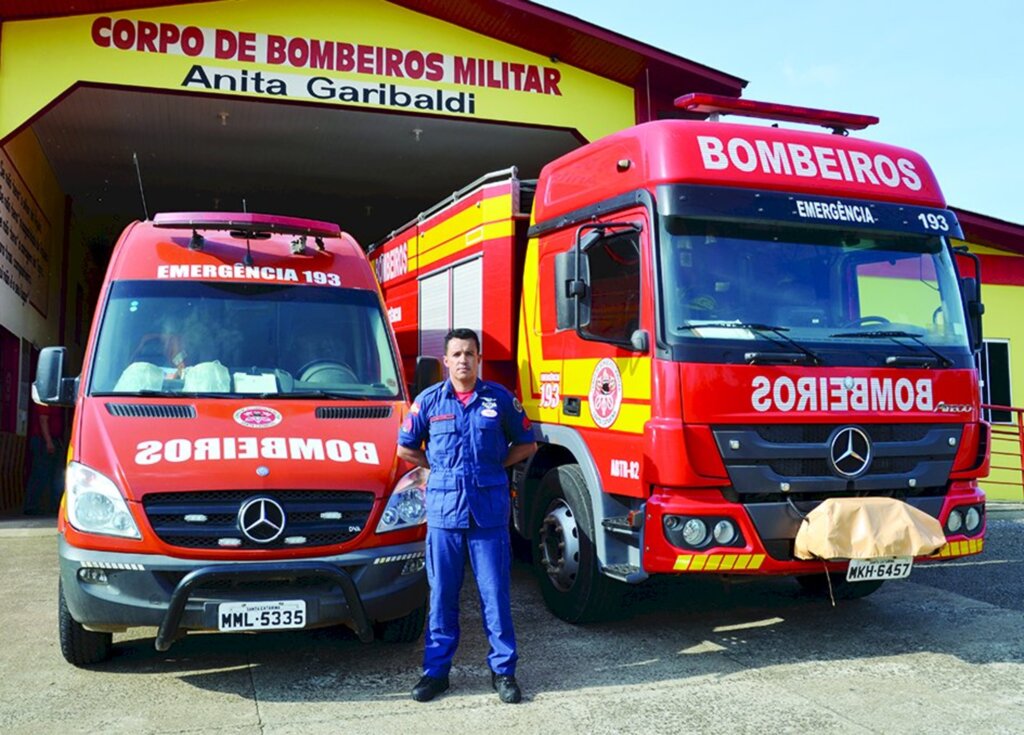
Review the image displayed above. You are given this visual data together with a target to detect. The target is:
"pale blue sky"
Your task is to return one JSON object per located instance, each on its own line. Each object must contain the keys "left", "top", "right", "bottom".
{"left": 542, "top": 0, "right": 1023, "bottom": 225}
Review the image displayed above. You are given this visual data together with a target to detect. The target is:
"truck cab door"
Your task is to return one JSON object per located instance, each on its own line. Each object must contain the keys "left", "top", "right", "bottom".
{"left": 550, "top": 206, "right": 651, "bottom": 497}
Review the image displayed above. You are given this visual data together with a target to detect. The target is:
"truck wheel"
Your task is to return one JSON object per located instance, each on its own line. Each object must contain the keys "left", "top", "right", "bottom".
{"left": 796, "top": 573, "right": 884, "bottom": 600}
{"left": 374, "top": 603, "right": 426, "bottom": 643}
{"left": 533, "top": 464, "right": 620, "bottom": 623}
{"left": 58, "top": 581, "right": 113, "bottom": 666}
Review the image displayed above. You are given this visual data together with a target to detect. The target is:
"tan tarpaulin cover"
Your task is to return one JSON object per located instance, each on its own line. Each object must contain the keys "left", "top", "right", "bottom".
{"left": 794, "top": 497, "right": 946, "bottom": 560}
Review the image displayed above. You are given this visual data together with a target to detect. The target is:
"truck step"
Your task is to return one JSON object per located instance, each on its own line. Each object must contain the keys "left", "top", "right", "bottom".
{"left": 602, "top": 516, "right": 640, "bottom": 537}
{"left": 602, "top": 564, "right": 645, "bottom": 583}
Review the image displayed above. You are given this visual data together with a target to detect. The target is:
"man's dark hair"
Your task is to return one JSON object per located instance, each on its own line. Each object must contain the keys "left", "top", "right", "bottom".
{"left": 444, "top": 328, "right": 480, "bottom": 353}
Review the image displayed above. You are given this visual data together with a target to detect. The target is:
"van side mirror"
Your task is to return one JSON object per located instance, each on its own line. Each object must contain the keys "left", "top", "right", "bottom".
{"left": 35, "top": 346, "right": 77, "bottom": 406}
{"left": 413, "top": 355, "right": 443, "bottom": 396}
{"left": 960, "top": 276, "right": 985, "bottom": 352}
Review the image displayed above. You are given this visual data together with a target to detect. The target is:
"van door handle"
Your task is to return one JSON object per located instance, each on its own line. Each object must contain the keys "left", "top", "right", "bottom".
{"left": 562, "top": 397, "right": 580, "bottom": 416}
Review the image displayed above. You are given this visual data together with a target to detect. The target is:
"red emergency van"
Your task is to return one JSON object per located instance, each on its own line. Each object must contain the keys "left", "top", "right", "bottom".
{"left": 35, "top": 212, "right": 427, "bottom": 666}
{"left": 371, "top": 95, "right": 989, "bottom": 623}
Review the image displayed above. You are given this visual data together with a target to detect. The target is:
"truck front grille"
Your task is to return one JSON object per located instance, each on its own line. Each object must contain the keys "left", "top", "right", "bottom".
{"left": 142, "top": 490, "right": 375, "bottom": 550}
{"left": 712, "top": 423, "right": 962, "bottom": 500}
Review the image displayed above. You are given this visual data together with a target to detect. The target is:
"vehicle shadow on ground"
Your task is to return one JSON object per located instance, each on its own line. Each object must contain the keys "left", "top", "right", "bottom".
{"left": 93, "top": 557, "right": 1024, "bottom": 705}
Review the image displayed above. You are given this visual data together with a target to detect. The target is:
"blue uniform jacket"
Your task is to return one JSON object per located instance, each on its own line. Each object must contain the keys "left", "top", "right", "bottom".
{"left": 399, "top": 379, "right": 535, "bottom": 529}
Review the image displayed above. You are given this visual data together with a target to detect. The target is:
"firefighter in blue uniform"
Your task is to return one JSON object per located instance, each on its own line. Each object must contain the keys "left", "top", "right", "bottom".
{"left": 398, "top": 328, "right": 537, "bottom": 704}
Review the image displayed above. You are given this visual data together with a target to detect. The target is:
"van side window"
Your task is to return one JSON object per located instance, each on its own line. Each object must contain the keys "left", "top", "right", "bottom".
{"left": 582, "top": 230, "right": 641, "bottom": 344}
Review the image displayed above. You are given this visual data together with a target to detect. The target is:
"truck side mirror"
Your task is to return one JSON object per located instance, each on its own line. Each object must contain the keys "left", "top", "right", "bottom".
{"left": 554, "top": 231, "right": 597, "bottom": 331}
{"left": 35, "top": 346, "right": 77, "bottom": 406}
{"left": 413, "top": 355, "right": 443, "bottom": 395}
{"left": 960, "top": 277, "right": 985, "bottom": 352}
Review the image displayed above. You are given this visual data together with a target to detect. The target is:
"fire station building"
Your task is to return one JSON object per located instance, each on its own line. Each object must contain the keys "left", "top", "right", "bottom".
{"left": 1, "top": 0, "right": 1021, "bottom": 507}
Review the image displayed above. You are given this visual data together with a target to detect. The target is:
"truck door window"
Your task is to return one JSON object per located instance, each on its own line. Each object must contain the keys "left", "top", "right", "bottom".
{"left": 582, "top": 230, "right": 641, "bottom": 344}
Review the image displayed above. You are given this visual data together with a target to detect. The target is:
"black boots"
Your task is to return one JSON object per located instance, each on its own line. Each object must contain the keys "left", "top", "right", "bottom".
{"left": 411, "top": 674, "right": 450, "bottom": 702}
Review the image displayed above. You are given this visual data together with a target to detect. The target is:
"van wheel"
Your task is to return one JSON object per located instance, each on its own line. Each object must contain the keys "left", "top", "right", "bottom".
{"left": 58, "top": 581, "right": 113, "bottom": 666}
{"left": 533, "top": 464, "right": 620, "bottom": 623}
{"left": 374, "top": 603, "right": 426, "bottom": 643}
{"left": 796, "top": 573, "right": 885, "bottom": 600}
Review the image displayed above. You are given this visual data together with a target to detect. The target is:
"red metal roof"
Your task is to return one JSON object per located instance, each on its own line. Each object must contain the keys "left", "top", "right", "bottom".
{"left": 954, "top": 209, "right": 1024, "bottom": 256}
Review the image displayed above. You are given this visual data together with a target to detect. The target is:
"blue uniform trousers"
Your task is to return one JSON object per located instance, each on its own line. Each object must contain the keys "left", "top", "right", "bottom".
{"left": 423, "top": 523, "right": 517, "bottom": 678}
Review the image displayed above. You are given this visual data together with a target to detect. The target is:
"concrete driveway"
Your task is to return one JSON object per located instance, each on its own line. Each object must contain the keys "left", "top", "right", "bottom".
{"left": 2, "top": 515, "right": 1023, "bottom": 734}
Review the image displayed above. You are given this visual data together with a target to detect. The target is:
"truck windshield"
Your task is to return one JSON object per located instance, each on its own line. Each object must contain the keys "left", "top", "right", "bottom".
{"left": 658, "top": 217, "right": 972, "bottom": 366}
{"left": 89, "top": 280, "right": 402, "bottom": 399}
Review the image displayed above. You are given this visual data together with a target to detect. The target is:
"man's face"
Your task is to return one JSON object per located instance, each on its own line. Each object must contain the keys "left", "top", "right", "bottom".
{"left": 443, "top": 338, "right": 480, "bottom": 383}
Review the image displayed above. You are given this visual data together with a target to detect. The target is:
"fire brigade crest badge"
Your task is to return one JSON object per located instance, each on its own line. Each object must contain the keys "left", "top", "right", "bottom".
{"left": 234, "top": 406, "right": 283, "bottom": 429}
{"left": 588, "top": 358, "right": 622, "bottom": 428}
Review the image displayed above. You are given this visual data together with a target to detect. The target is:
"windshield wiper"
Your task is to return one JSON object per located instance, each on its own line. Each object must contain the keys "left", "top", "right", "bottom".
{"left": 828, "top": 330, "right": 953, "bottom": 368}
{"left": 678, "top": 322, "right": 823, "bottom": 365}
{"left": 93, "top": 389, "right": 185, "bottom": 398}
{"left": 275, "top": 390, "right": 374, "bottom": 400}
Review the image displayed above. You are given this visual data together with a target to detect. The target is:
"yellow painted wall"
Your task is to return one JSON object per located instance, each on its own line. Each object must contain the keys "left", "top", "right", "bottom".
{"left": 958, "top": 241, "right": 1024, "bottom": 501}
{"left": 0, "top": 0, "right": 634, "bottom": 144}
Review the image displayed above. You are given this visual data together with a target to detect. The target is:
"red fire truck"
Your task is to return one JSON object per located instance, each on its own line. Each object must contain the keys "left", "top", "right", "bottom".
{"left": 35, "top": 212, "right": 428, "bottom": 665}
{"left": 370, "top": 94, "right": 989, "bottom": 622}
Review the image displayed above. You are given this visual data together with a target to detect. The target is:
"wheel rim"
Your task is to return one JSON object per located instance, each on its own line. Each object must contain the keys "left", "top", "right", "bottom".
{"left": 539, "top": 499, "right": 580, "bottom": 592}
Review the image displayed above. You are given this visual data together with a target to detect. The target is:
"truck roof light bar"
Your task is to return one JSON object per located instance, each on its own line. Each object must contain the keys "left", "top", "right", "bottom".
{"left": 674, "top": 93, "right": 879, "bottom": 133}
{"left": 153, "top": 212, "right": 342, "bottom": 238}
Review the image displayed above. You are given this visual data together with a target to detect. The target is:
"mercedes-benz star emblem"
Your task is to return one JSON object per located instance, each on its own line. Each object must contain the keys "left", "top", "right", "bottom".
{"left": 829, "top": 426, "right": 872, "bottom": 478}
{"left": 237, "top": 497, "right": 286, "bottom": 544}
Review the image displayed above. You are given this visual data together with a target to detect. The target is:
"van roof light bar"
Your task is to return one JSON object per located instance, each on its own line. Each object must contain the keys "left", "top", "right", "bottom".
{"left": 153, "top": 212, "right": 342, "bottom": 238}
{"left": 674, "top": 93, "right": 879, "bottom": 133}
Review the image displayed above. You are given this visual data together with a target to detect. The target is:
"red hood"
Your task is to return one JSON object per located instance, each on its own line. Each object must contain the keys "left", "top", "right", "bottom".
{"left": 680, "top": 364, "right": 980, "bottom": 423}
{"left": 74, "top": 398, "right": 406, "bottom": 500}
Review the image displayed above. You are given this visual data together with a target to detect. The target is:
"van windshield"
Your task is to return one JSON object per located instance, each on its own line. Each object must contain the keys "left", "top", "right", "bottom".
{"left": 89, "top": 281, "right": 402, "bottom": 399}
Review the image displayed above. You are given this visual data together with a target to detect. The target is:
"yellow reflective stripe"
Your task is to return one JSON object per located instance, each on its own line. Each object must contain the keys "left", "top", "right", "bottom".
{"left": 690, "top": 555, "right": 707, "bottom": 571}
{"left": 558, "top": 402, "right": 651, "bottom": 433}
{"left": 718, "top": 555, "right": 737, "bottom": 570}
{"left": 749, "top": 554, "right": 765, "bottom": 569}
{"left": 673, "top": 555, "right": 691, "bottom": 571}
{"left": 417, "top": 219, "right": 514, "bottom": 269}
{"left": 704, "top": 555, "right": 722, "bottom": 571}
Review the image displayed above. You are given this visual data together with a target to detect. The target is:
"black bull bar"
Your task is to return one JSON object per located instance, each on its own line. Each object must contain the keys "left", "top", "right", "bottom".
{"left": 155, "top": 561, "right": 373, "bottom": 651}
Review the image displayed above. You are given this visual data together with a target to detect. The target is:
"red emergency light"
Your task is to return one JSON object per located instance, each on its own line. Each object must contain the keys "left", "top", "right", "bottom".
{"left": 152, "top": 211, "right": 342, "bottom": 238}
{"left": 674, "top": 93, "right": 879, "bottom": 132}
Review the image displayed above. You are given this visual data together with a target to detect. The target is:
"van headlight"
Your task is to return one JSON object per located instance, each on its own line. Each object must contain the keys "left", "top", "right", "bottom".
{"left": 65, "top": 462, "right": 141, "bottom": 539}
{"left": 376, "top": 467, "right": 428, "bottom": 533}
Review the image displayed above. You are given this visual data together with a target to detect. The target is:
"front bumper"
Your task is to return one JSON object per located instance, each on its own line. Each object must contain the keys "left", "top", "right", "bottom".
{"left": 641, "top": 485, "right": 987, "bottom": 575}
{"left": 59, "top": 538, "right": 426, "bottom": 649}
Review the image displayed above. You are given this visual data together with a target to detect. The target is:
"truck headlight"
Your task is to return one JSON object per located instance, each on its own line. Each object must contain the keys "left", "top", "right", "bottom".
{"left": 376, "top": 467, "right": 428, "bottom": 533}
{"left": 65, "top": 462, "right": 141, "bottom": 539}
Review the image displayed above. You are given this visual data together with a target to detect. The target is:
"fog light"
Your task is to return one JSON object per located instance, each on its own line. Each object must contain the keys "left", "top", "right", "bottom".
{"left": 682, "top": 518, "right": 708, "bottom": 547}
{"left": 965, "top": 506, "right": 982, "bottom": 532}
{"left": 946, "top": 509, "right": 963, "bottom": 534}
{"left": 402, "top": 557, "right": 426, "bottom": 575}
{"left": 78, "top": 568, "right": 108, "bottom": 585}
{"left": 664, "top": 515, "right": 681, "bottom": 531}
{"left": 713, "top": 520, "right": 737, "bottom": 545}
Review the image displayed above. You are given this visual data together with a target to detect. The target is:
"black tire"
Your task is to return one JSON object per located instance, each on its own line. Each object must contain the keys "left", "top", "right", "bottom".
{"left": 796, "top": 572, "right": 885, "bottom": 600}
{"left": 58, "top": 581, "right": 113, "bottom": 666}
{"left": 374, "top": 603, "right": 426, "bottom": 643}
{"left": 532, "top": 464, "right": 621, "bottom": 623}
